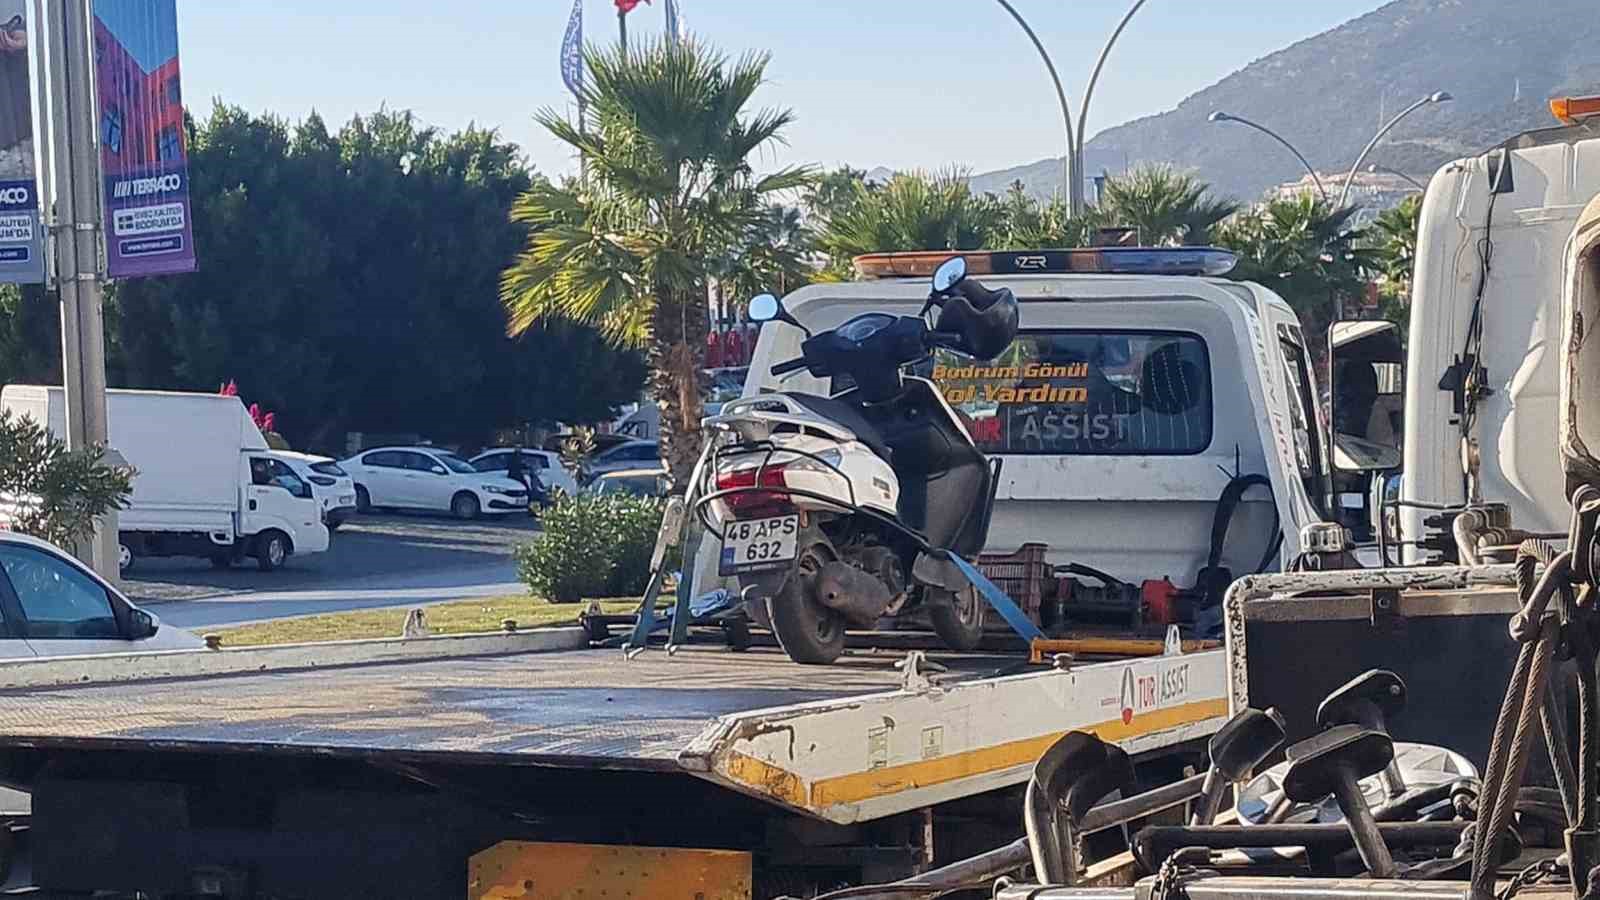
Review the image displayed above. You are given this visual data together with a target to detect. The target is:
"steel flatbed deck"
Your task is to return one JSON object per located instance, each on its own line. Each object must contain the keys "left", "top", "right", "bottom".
{"left": 0, "top": 647, "right": 997, "bottom": 770}
{"left": 0, "top": 630, "right": 1231, "bottom": 897}
{"left": 0, "top": 632, "right": 1228, "bottom": 826}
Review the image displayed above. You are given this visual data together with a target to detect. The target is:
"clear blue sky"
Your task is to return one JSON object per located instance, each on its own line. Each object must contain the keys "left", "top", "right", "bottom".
{"left": 176, "top": 0, "right": 1388, "bottom": 178}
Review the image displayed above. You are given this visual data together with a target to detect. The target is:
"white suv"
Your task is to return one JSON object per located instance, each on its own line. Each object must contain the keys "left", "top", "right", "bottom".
{"left": 341, "top": 447, "right": 529, "bottom": 519}
{"left": 267, "top": 450, "right": 358, "bottom": 531}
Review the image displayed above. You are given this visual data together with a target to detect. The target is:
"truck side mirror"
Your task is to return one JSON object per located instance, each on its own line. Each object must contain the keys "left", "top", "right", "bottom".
{"left": 1328, "top": 320, "right": 1405, "bottom": 474}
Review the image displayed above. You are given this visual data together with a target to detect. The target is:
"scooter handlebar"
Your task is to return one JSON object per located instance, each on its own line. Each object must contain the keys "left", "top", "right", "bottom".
{"left": 771, "top": 357, "right": 810, "bottom": 376}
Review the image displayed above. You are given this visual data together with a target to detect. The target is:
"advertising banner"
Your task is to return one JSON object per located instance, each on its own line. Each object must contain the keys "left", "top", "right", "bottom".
{"left": 93, "top": 0, "right": 196, "bottom": 277}
{"left": 0, "top": 2, "right": 44, "bottom": 283}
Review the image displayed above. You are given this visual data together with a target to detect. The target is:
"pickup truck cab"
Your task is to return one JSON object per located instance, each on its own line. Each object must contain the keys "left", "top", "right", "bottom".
{"left": 699, "top": 248, "right": 1332, "bottom": 627}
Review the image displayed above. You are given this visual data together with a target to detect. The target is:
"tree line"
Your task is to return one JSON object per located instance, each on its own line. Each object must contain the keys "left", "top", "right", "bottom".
{"left": 0, "top": 103, "right": 647, "bottom": 455}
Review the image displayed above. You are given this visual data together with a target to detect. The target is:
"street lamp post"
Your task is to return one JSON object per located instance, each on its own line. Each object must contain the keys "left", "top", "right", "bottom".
{"left": 992, "top": 0, "right": 1076, "bottom": 212}
{"left": 993, "top": 0, "right": 1153, "bottom": 214}
{"left": 1075, "top": 0, "right": 1151, "bottom": 214}
{"left": 1337, "top": 92, "right": 1452, "bottom": 209}
{"left": 1207, "top": 111, "right": 1326, "bottom": 201}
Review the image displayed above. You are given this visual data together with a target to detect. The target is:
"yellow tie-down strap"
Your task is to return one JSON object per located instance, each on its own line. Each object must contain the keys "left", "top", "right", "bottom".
{"left": 469, "top": 841, "right": 752, "bottom": 900}
{"left": 721, "top": 697, "right": 1228, "bottom": 815}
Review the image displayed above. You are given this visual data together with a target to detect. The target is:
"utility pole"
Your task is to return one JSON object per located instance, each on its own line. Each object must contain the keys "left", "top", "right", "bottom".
{"left": 42, "top": 0, "right": 117, "bottom": 578}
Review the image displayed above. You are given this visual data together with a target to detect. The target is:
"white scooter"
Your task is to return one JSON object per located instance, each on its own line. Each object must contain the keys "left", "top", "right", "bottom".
{"left": 692, "top": 257, "right": 1020, "bottom": 664}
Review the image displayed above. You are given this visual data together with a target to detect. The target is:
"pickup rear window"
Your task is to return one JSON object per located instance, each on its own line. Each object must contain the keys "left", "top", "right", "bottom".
{"left": 931, "top": 330, "right": 1212, "bottom": 455}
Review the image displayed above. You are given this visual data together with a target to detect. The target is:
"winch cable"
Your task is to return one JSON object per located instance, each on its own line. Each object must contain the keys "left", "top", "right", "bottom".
{"left": 1469, "top": 543, "right": 1574, "bottom": 899}
{"left": 1522, "top": 540, "right": 1582, "bottom": 827}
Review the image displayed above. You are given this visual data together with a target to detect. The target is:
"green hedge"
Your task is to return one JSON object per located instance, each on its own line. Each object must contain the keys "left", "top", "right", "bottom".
{"left": 514, "top": 492, "right": 673, "bottom": 602}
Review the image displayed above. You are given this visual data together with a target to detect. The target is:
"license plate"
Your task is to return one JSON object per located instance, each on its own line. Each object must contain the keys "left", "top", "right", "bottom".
{"left": 720, "top": 515, "right": 799, "bottom": 575}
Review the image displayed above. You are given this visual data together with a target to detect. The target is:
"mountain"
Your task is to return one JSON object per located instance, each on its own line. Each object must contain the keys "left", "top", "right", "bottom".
{"left": 967, "top": 0, "right": 1600, "bottom": 202}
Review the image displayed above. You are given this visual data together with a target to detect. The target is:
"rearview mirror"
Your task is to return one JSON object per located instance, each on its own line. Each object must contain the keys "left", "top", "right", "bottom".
{"left": 747, "top": 292, "right": 810, "bottom": 337}
{"left": 1329, "top": 320, "right": 1404, "bottom": 474}
{"left": 932, "top": 256, "right": 967, "bottom": 292}
{"left": 747, "top": 293, "right": 780, "bottom": 322}
{"left": 431, "top": 465, "right": 448, "bottom": 476}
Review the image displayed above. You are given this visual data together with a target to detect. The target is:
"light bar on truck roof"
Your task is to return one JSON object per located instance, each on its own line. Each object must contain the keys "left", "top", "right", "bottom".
{"left": 852, "top": 247, "right": 1239, "bottom": 280}
{"left": 1551, "top": 95, "right": 1600, "bottom": 125}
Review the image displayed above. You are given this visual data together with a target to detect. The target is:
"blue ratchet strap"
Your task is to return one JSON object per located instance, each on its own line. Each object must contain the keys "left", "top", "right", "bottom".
{"left": 942, "top": 552, "right": 1046, "bottom": 642}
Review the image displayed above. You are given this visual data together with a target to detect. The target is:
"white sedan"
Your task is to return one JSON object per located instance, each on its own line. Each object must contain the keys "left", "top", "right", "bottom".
{"left": 340, "top": 446, "right": 531, "bottom": 519}
{"left": 0, "top": 531, "right": 202, "bottom": 660}
{"left": 267, "top": 450, "right": 358, "bottom": 531}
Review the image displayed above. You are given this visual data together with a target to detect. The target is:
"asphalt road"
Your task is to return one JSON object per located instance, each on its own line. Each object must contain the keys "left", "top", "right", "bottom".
{"left": 123, "top": 512, "right": 541, "bottom": 629}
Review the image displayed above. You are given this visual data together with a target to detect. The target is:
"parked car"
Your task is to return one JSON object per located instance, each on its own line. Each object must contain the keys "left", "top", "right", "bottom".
{"left": 267, "top": 450, "right": 357, "bottom": 531}
{"left": 0, "top": 531, "right": 203, "bottom": 659}
{"left": 469, "top": 448, "right": 578, "bottom": 498}
{"left": 340, "top": 446, "right": 529, "bottom": 519}
{"left": 588, "top": 467, "right": 671, "bottom": 498}
{"left": 585, "top": 440, "right": 662, "bottom": 483}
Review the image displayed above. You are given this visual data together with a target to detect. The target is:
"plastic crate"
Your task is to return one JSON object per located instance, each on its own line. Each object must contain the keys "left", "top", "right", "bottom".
{"left": 977, "top": 542, "right": 1051, "bottom": 622}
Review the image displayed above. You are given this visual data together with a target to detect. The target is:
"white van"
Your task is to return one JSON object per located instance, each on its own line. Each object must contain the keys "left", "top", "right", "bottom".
{"left": 0, "top": 386, "right": 330, "bottom": 571}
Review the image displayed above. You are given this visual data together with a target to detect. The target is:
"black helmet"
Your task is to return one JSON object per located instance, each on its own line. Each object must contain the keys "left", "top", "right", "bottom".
{"left": 935, "top": 280, "right": 1020, "bottom": 361}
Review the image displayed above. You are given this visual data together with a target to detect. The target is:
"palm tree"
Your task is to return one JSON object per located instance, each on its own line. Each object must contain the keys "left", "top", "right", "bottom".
{"left": 1099, "top": 165, "right": 1238, "bottom": 246}
{"left": 711, "top": 203, "right": 815, "bottom": 333}
{"left": 1217, "top": 194, "right": 1372, "bottom": 347}
{"left": 819, "top": 169, "right": 1004, "bottom": 264}
{"left": 1369, "top": 195, "right": 1420, "bottom": 335}
{"left": 988, "top": 181, "right": 1105, "bottom": 249}
{"left": 1371, "top": 195, "right": 1420, "bottom": 289}
{"left": 500, "top": 38, "right": 811, "bottom": 483}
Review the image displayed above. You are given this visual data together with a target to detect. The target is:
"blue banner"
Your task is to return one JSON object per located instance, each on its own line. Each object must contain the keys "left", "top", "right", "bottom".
{"left": 665, "top": 0, "right": 683, "bottom": 42}
{"left": 93, "top": 0, "right": 197, "bottom": 278}
{"left": 561, "top": 0, "right": 583, "bottom": 98}
{"left": 0, "top": 2, "right": 43, "bottom": 283}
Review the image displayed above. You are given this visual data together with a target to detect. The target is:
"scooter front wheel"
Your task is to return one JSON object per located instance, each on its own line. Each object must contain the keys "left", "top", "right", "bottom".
{"left": 768, "top": 542, "right": 846, "bottom": 665}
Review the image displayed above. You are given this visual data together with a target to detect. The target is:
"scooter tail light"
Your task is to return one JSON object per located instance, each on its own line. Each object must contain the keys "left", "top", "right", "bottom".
{"left": 716, "top": 463, "right": 797, "bottom": 517}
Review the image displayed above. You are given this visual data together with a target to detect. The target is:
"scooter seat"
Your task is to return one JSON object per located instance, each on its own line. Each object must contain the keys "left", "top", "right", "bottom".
{"left": 789, "top": 394, "right": 892, "bottom": 462}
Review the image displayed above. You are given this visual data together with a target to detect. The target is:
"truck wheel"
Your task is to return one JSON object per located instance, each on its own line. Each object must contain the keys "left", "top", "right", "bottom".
{"left": 451, "top": 492, "right": 481, "bottom": 520}
{"left": 929, "top": 584, "right": 987, "bottom": 651}
{"left": 767, "top": 544, "right": 845, "bottom": 665}
{"left": 117, "top": 542, "right": 134, "bottom": 573}
{"left": 355, "top": 485, "right": 372, "bottom": 514}
{"left": 256, "top": 531, "right": 290, "bottom": 571}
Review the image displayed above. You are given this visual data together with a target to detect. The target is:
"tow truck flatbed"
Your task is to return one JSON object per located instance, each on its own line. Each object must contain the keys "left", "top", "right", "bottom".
{"left": 0, "top": 631, "right": 1228, "bottom": 897}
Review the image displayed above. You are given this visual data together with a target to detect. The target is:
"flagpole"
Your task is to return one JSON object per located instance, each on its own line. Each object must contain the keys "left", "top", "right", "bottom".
{"left": 617, "top": 8, "right": 626, "bottom": 52}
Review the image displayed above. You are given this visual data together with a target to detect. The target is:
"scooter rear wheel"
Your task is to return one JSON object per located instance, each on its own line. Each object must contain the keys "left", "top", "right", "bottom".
{"left": 768, "top": 543, "right": 845, "bottom": 665}
{"left": 929, "top": 585, "right": 987, "bottom": 651}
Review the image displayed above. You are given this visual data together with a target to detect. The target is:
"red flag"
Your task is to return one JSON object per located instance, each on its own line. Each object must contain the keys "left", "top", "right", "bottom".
{"left": 615, "top": 0, "right": 649, "bottom": 13}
